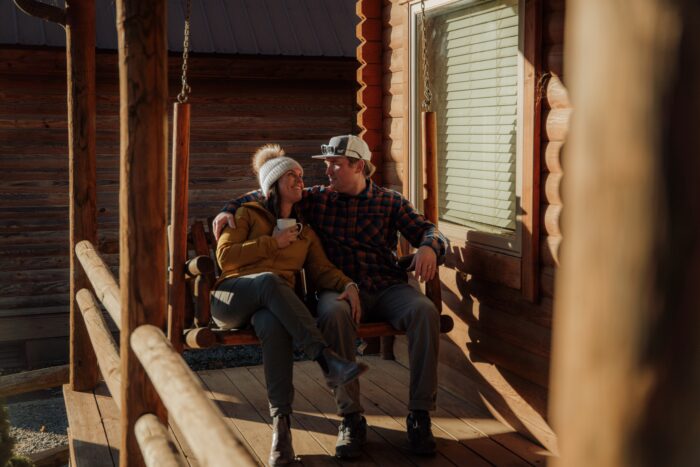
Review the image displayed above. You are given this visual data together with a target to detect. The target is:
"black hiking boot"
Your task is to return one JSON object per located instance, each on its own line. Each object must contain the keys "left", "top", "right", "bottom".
{"left": 335, "top": 412, "right": 367, "bottom": 459}
{"left": 406, "top": 410, "right": 436, "bottom": 455}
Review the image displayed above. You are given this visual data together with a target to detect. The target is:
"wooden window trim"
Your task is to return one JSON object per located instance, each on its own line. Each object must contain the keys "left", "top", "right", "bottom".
{"left": 401, "top": 0, "right": 542, "bottom": 299}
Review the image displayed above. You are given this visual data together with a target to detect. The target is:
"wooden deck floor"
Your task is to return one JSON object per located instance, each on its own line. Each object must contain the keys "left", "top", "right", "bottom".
{"left": 64, "top": 356, "right": 549, "bottom": 466}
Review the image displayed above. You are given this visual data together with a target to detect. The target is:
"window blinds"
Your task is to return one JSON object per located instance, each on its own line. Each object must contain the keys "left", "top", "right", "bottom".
{"left": 427, "top": 0, "right": 519, "bottom": 231}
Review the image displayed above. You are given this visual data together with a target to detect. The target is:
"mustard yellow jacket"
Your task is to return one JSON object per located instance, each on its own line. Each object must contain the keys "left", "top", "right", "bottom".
{"left": 215, "top": 202, "right": 352, "bottom": 292}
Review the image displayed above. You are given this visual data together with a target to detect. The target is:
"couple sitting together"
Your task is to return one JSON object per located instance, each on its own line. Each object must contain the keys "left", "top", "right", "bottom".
{"left": 211, "top": 135, "right": 446, "bottom": 465}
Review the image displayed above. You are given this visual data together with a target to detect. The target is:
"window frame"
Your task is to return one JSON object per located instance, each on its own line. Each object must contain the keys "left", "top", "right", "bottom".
{"left": 406, "top": 0, "right": 541, "bottom": 299}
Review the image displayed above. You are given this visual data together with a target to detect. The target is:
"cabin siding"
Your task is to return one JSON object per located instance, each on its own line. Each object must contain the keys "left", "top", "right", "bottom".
{"left": 0, "top": 47, "right": 358, "bottom": 369}
{"left": 372, "top": 0, "right": 568, "bottom": 451}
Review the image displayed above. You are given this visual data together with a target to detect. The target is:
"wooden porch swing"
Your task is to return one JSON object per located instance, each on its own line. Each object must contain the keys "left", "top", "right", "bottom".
{"left": 164, "top": 0, "right": 454, "bottom": 354}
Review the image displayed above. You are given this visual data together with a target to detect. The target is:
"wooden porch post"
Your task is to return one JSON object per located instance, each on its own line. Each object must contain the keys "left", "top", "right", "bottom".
{"left": 550, "top": 1, "right": 700, "bottom": 466}
{"left": 65, "top": 0, "right": 98, "bottom": 391}
{"left": 115, "top": 0, "right": 169, "bottom": 465}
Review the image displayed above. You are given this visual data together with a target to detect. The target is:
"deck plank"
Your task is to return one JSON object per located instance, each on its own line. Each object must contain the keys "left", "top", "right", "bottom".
{"left": 93, "top": 384, "right": 121, "bottom": 466}
{"left": 198, "top": 368, "right": 267, "bottom": 465}
{"left": 225, "top": 366, "right": 335, "bottom": 467}
{"left": 63, "top": 384, "right": 115, "bottom": 467}
{"left": 295, "top": 360, "right": 456, "bottom": 467}
{"left": 370, "top": 358, "right": 546, "bottom": 466}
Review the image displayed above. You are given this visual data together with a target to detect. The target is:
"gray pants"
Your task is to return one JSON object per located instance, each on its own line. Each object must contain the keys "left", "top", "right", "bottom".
{"left": 211, "top": 272, "right": 326, "bottom": 417}
{"left": 316, "top": 283, "right": 439, "bottom": 415}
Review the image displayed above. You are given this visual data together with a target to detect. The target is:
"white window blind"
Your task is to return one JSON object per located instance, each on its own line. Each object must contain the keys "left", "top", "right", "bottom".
{"left": 426, "top": 0, "right": 519, "bottom": 232}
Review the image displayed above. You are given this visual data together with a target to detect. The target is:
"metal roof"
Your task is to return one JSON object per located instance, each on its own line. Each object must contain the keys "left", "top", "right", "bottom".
{"left": 0, "top": 0, "right": 359, "bottom": 57}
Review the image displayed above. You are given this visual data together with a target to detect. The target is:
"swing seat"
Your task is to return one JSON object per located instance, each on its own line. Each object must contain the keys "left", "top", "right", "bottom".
{"left": 180, "top": 219, "right": 453, "bottom": 351}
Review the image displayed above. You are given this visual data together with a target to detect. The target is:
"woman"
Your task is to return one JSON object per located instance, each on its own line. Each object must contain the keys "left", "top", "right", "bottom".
{"left": 212, "top": 144, "right": 367, "bottom": 466}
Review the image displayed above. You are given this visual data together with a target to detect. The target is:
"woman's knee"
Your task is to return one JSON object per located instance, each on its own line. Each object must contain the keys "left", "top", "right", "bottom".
{"left": 253, "top": 272, "right": 286, "bottom": 291}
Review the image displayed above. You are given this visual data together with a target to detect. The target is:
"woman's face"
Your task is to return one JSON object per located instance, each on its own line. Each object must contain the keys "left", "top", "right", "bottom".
{"left": 277, "top": 167, "right": 304, "bottom": 203}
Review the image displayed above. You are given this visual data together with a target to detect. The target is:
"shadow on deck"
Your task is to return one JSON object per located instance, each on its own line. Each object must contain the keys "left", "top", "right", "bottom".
{"left": 64, "top": 356, "right": 550, "bottom": 466}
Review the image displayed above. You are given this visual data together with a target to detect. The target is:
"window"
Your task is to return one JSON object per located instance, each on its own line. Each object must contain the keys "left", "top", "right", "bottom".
{"left": 411, "top": 0, "right": 523, "bottom": 255}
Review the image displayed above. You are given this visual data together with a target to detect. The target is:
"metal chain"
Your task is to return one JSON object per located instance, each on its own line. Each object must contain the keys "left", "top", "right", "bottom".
{"left": 177, "top": 0, "right": 192, "bottom": 103}
{"left": 420, "top": 0, "right": 432, "bottom": 111}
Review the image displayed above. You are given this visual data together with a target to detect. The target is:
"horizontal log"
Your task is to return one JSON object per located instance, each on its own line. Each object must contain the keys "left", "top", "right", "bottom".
{"left": 184, "top": 255, "right": 214, "bottom": 278}
{"left": 357, "top": 63, "right": 382, "bottom": 86}
{"left": 543, "top": 141, "right": 564, "bottom": 174}
{"left": 75, "top": 240, "right": 121, "bottom": 327}
{"left": 357, "top": 85, "right": 382, "bottom": 108}
{"left": 544, "top": 0, "right": 566, "bottom": 14}
{"left": 382, "top": 161, "right": 405, "bottom": 187}
{"left": 383, "top": 71, "right": 404, "bottom": 94}
{"left": 383, "top": 2, "right": 405, "bottom": 27}
{"left": 184, "top": 327, "right": 216, "bottom": 349}
{"left": 544, "top": 74, "right": 570, "bottom": 110}
{"left": 544, "top": 10, "right": 565, "bottom": 46}
{"left": 76, "top": 289, "right": 121, "bottom": 408}
{"left": 357, "top": 0, "right": 381, "bottom": 19}
{"left": 543, "top": 108, "right": 572, "bottom": 142}
{"left": 357, "top": 18, "right": 382, "bottom": 42}
{"left": 542, "top": 172, "right": 563, "bottom": 205}
{"left": 358, "top": 41, "right": 382, "bottom": 65}
{"left": 215, "top": 316, "right": 454, "bottom": 346}
{"left": 541, "top": 235, "right": 562, "bottom": 268}
{"left": 540, "top": 266, "right": 556, "bottom": 298}
{"left": 135, "top": 413, "right": 188, "bottom": 467}
{"left": 384, "top": 23, "right": 405, "bottom": 50}
{"left": 384, "top": 52, "right": 403, "bottom": 73}
{"left": 0, "top": 364, "right": 68, "bottom": 398}
{"left": 130, "top": 325, "right": 257, "bottom": 466}
{"left": 544, "top": 44, "right": 563, "bottom": 77}
{"left": 542, "top": 203, "right": 562, "bottom": 236}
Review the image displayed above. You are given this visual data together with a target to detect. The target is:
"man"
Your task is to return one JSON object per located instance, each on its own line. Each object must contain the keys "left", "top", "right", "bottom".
{"left": 213, "top": 135, "right": 445, "bottom": 458}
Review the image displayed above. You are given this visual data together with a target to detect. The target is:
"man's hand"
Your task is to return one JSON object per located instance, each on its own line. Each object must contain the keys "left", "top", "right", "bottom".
{"left": 213, "top": 212, "right": 235, "bottom": 241}
{"left": 338, "top": 284, "right": 362, "bottom": 323}
{"left": 410, "top": 245, "right": 438, "bottom": 282}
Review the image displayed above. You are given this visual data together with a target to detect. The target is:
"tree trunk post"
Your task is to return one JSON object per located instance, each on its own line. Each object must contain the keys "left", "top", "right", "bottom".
{"left": 65, "top": 0, "right": 98, "bottom": 391}
{"left": 115, "top": 0, "right": 169, "bottom": 465}
{"left": 550, "top": 1, "right": 700, "bottom": 466}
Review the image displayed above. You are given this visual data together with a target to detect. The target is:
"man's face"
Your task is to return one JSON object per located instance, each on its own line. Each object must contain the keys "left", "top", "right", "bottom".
{"left": 323, "top": 156, "right": 363, "bottom": 193}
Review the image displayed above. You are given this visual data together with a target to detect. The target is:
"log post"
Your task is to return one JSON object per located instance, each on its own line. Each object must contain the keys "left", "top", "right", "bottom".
{"left": 115, "top": 0, "right": 169, "bottom": 465}
{"left": 421, "top": 111, "right": 442, "bottom": 311}
{"left": 65, "top": 0, "right": 98, "bottom": 391}
{"left": 168, "top": 103, "right": 191, "bottom": 353}
{"left": 550, "top": 1, "right": 700, "bottom": 466}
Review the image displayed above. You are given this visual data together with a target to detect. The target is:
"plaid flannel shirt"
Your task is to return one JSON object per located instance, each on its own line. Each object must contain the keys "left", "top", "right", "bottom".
{"left": 222, "top": 180, "right": 446, "bottom": 293}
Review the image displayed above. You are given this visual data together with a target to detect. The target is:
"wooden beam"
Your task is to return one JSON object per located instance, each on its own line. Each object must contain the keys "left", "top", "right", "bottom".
{"left": 0, "top": 365, "right": 69, "bottom": 398}
{"left": 550, "top": 1, "right": 700, "bottom": 466}
{"left": 115, "top": 0, "right": 169, "bottom": 465}
{"left": 134, "top": 414, "right": 187, "bottom": 467}
{"left": 76, "top": 240, "right": 121, "bottom": 327}
{"left": 13, "top": 0, "right": 66, "bottom": 26}
{"left": 76, "top": 289, "right": 122, "bottom": 409}
{"left": 131, "top": 325, "right": 257, "bottom": 466}
{"left": 167, "top": 102, "right": 191, "bottom": 353}
{"left": 65, "top": 0, "right": 98, "bottom": 392}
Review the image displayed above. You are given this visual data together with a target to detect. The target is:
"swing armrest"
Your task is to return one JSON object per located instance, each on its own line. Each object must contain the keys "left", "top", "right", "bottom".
{"left": 185, "top": 255, "right": 215, "bottom": 278}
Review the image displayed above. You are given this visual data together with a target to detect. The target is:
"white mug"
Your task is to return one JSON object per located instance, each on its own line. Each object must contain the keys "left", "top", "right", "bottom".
{"left": 276, "top": 218, "right": 303, "bottom": 235}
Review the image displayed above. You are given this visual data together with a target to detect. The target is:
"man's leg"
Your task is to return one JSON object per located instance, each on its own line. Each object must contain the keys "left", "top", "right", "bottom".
{"left": 370, "top": 283, "right": 439, "bottom": 454}
{"left": 370, "top": 284, "right": 440, "bottom": 411}
{"left": 316, "top": 291, "right": 367, "bottom": 458}
{"left": 315, "top": 291, "right": 363, "bottom": 414}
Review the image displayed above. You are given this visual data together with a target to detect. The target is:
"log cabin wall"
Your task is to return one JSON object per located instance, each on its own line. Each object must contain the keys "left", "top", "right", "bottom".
{"left": 371, "top": 0, "right": 569, "bottom": 451}
{"left": 0, "top": 46, "right": 358, "bottom": 370}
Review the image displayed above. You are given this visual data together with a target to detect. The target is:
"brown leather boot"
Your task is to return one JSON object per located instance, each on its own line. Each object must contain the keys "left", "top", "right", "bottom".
{"left": 269, "top": 414, "right": 296, "bottom": 466}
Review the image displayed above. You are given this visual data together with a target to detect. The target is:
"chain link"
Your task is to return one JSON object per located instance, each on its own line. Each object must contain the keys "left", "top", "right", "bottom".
{"left": 420, "top": 0, "right": 432, "bottom": 111}
{"left": 177, "top": 0, "right": 192, "bottom": 103}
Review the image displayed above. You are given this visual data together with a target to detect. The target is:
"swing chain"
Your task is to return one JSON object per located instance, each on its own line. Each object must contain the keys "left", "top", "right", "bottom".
{"left": 177, "top": 0, "right": 192, "bottom": 103}
{"left": 420, "top": 0, "right": 432, "bottom": 111}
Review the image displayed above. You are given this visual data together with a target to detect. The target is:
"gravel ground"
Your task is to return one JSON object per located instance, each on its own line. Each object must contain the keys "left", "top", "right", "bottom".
{"left": 5, "top": 344, "right": 308, "bottom": 457}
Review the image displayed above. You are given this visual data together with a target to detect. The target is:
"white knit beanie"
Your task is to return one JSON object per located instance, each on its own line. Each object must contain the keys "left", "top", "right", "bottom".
{"left": 251, "top": 144, "right": 302, "bottom": 197}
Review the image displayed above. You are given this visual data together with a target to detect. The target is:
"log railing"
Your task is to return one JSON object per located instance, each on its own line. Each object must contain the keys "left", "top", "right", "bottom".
{"left": 74, "top": 240, "right": 256, "bottom": 466}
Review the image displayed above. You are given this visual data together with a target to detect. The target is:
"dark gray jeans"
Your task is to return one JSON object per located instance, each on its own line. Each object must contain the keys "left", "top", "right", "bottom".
{"left": 316, "top": 283, "right": 440, "bottom": 415}
{"left": 211, "top": 272, "right": 326, "bottom": 416}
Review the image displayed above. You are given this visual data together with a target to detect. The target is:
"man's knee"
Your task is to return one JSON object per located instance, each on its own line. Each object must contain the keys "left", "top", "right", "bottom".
{"left": 316, "top": 292, "right": 353, "bottom": 330}
{"left": 410, "top": 297, "right": 440, "bottom": 331}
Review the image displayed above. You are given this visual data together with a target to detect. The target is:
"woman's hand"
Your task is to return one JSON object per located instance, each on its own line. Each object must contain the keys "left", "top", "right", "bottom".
{"left": 213, "top": 212, "right": 235, "bottom": 241}
{"left": 273, "top": 226, "right": 299, "bottom": 248}
{"left": 338, "top": 283, "right": 362, "bottom": 323}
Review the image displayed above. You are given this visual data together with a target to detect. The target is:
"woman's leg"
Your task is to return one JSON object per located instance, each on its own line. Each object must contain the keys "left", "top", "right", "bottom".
{"left": 251, "top": 308, "right": 294, "bottom": 417}
{"left": 214, "top": 272, "right": 326, "bottom": 359}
